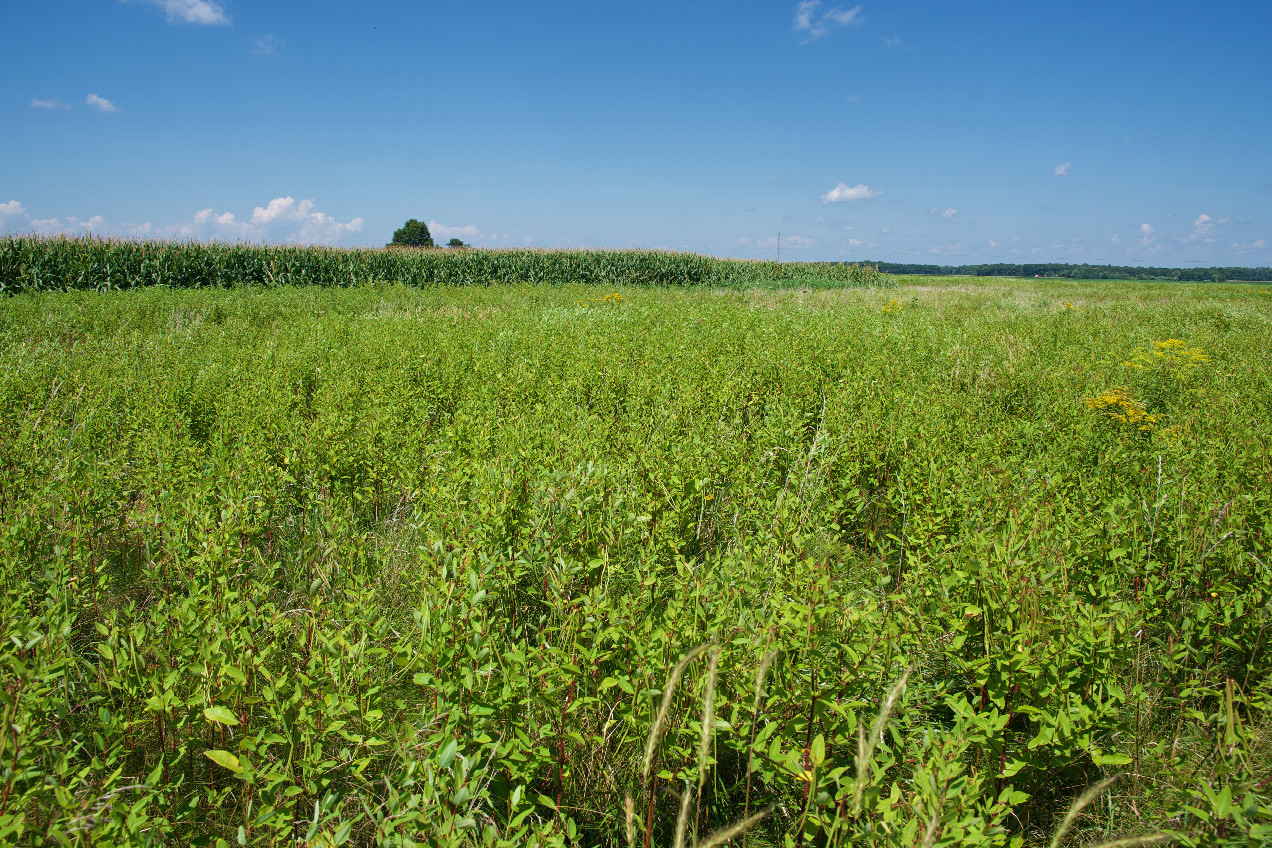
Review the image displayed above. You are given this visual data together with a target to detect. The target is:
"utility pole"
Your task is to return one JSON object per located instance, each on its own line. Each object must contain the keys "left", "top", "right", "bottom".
{"left": 777, "top": 232, "right": 781, "bottom": 264}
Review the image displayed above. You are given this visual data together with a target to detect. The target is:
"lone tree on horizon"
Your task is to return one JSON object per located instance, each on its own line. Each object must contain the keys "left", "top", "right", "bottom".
{"left": 389, "top": 219, "right": 433, "bottom": 248}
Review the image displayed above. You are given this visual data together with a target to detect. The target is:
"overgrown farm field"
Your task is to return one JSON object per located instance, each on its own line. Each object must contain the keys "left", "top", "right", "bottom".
{"left": 1, "top": 278, "right": 1270, "bottom": 847}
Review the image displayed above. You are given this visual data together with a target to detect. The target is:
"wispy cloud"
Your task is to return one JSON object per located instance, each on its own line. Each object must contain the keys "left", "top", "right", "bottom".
{"left": 86, "top": 93, "right": 118, "bottom": 113}
{"left": 1136, "top": 222, "right": 1163, "bottom": 254}
{"left": 249, "top": 33, "right": 282, "bottom": 55}
{"left": 794, "top": 1, "right": 863, "bottom": 42}
{"left": 1053, "top": 161, "right": 1071, "bottom": 176}
{"left": 1230, "top": 238, "right": 1267, "bottom": 254}
{"left": 1, "top": 197, "right": 364, "bottom": 245}
{"left": 192, "top": 208, "right": 255, "bottom": 238}
{"left": 1188, "top": 213, "right": 1217, "bottom": 243}
{"left": 0, "top": 201, "right": 110, "bottom": 237}
{"left": 31, "top": 98, "right": 70, "bottom": 110}
{"left": 428, "top": 221, "right": 481, "bottom": 241}
{"left": 929, "top": 207, "right": 957, "bottom": 218}
{"left": 821, "top": 182, "right": 880, "bottom": 203}
{"left": 882, "top": 34, "right": 903, "bottom": 47}
{"left": 125, "top": 0, "right": 229, "bottom": 25}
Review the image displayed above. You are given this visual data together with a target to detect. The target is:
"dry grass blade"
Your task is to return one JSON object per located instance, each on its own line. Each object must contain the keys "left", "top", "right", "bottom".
{"left": 696, "top": 808, "right": 772, "bottom": 848}
{"left": 853, "top": 665, "right": 913, "bottom": 815}
{"left": 1048, "top": 775, "right": 1120, "bottom": 848}
{"left": 743, "top": 649, "right": 779, "bottom": 844}
{"left": 750, "top": 650, "right": 779, "bottom": 718}
{"left": 625, "top": 794, "right": 637, "bottom": 848}
{"left": 643, "top": 643, "right": 709, "bottom": 781}
{"left": 672, "top": 780, "right": 694, "bottom": 848}
{"left": 693, "top": 646, "right": 722, "bottom": 844}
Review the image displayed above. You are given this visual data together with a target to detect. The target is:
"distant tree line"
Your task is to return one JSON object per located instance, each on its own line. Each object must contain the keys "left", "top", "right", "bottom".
{"left": 846, "top": 262, "right": 1272, "bottom": 282}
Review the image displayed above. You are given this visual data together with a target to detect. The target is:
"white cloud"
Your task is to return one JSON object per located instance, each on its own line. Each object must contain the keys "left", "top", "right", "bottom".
{"left": 794, "top": 1, "right": 863, "bottom": 42}
{"left": 0, "top": 197, "right": 363, "bottom": 245}
{"left": 1189, "top": 213, "right": 1217, "bottom": 243}
{"left": 882, "top": 34, "right": 903, "bottom": 47}
{"left": 848, "top": 238, "right": 863, "bottom": 247}
{"left": 0, "top": 201, "right": 27, "bottom": 223}
{"left": 1134, "top": 223, "right": 1164, "bottom": 255}
{"left": 988, "top": 240, "right": 1001, "bottom": 248}
{"left": 0, "top": 203, "right": 109, "bottom": 237}
{"left": 86, "top": 94, "right": 118, "bottom": 113}
{"left": 1111, "top": 233, "right": 1120, "bottom": 244}
{"left": 70, "top": 215, "right": 106, "bottom": 232}
{"left": 1053, "top": 161, "right": 1071, "bottom": 176}
{"left": 31, "top": 98, "right": 70, "bottom": 110}
{"left": 942, "top": 208, "right": 957, "bottom": 218}
{"left": 126, "top": 0, "right": 229, "bottom": 25}
{"left": 250, "top": 33, "right": 282, "bottom": 55}
{"left": 784, "top": 235, "right": 816, "bottom": 249}
{"left": 428, "top": 220, "right": 481, "bottom": 240}
{"left": 249, "top": 197, "right": 363, "bottom": 242}
{"left": 192, "top": 207, "right": 255, "bottom": 238}
{"left": 1230, "top": 238, "right": 1268, "bottom": 254}
{"left": 821, "top": 182, "right": 880, "bottom": 203}
{"left": 822, "top": 5, "right": 863, "bottom": 25}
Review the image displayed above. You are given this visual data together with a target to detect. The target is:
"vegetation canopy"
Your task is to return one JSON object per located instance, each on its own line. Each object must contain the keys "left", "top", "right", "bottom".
{"left": 0, "top": 269, "right": 1268, "bottom": 846}
{"left": 389, "top": 218, "right": 434, "bottom": 248}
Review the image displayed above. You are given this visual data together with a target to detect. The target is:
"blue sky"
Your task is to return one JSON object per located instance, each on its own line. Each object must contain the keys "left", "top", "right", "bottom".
{"left": 3, "top": 0, "right": 1270, "bottom": 266}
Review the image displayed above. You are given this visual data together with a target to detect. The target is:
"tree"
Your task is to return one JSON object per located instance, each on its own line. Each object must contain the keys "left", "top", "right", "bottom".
{"left": 389, "top": 219, "right": 433, "bottom": 248}
{"left": 446, "top": 238, "right": 467, "bottom": 249}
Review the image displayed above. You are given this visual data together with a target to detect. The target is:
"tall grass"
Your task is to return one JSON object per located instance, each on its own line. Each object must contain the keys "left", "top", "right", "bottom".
{"left": 0, "top": 236, "right": 892, "bottom": 292}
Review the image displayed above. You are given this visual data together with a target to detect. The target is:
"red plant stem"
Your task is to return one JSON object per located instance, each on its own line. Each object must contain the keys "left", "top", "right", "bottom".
{"left": 794, "top": 663, "right": 818, "bottom": 848}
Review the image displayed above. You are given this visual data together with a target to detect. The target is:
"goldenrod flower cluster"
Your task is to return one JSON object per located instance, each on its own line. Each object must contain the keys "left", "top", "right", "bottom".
{"left": 576, "top": 292, "right": 625, "bottom": 306}
{"left": 1122, "top": 338, "right": 1210, "bottom": 375}
{"left": 1082, "top": 387, "right": 1163, "bottom": 431}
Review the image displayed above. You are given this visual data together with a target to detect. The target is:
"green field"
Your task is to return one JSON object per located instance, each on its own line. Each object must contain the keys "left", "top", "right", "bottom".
{"left": 1, "top": 258, "right": 1270, "bottom": 846}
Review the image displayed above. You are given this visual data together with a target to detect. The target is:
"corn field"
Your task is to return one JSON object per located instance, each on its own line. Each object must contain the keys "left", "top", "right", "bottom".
{"left": 0, "top": 237, "right": 893, "bottom": 292}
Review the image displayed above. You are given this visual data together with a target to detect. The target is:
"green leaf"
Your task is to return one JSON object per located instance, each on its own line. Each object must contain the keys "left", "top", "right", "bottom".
{"left": 204, "top": 705, "right": 240, "bottom": 727}
{"left": 205, "top": 750, "right": 242, "bottom": 773}
{"left": 810, "top": 734, "right": 825, "bottom": 767}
